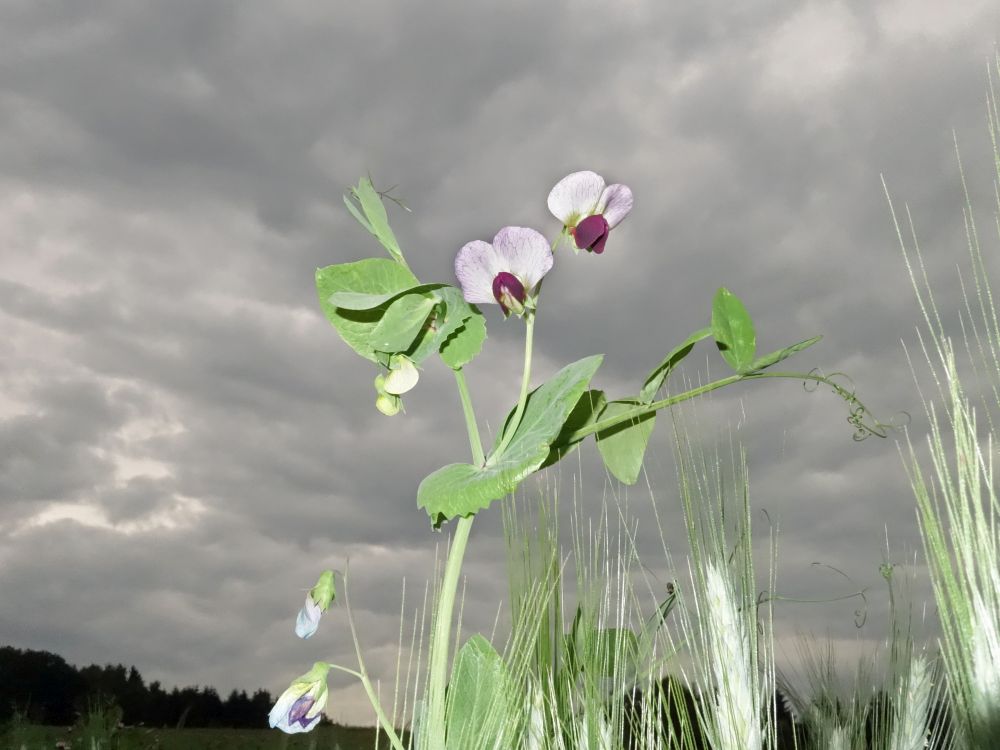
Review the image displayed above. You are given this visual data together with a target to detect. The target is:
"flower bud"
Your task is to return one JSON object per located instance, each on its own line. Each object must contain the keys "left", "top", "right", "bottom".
{"left": 375, "top": 392, "right": 401, "bottom": 416}
{"left": 295, "top": 570, "right": 336, "bottom": 639}
{"left": 268, "top": 662, "right": 331, "bottom": 734}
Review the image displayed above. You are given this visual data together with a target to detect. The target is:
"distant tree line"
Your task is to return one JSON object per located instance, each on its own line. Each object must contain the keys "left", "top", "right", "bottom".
{"left": 0, "top": 646, "right": 287, "bottom": 728}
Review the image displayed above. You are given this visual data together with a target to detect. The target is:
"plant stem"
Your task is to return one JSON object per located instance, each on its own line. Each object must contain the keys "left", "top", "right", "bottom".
{"left": 562, "top": 370, "right": 885, "bottom": 444}
{"left": 423, "top": 370, "right": 483, "bottom": 748}
{"left": 493, "top": 312, "right": 536, "bottom": 457}
{"left": 424, "top": 323, "right": 536, "bottom": 748}
{"left": 342, "top": 573, "right": 407, "bottom": 750}
{"left": 454, "top": 369, "right": 485, "bottom": 465}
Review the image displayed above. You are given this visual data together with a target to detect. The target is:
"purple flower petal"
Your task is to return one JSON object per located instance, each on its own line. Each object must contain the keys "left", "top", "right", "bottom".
{"left": 288, "top": 695, "right": 316, "bottom": 726}
{"left": 574, "top": 214, "right": 609, "bottom": 253}
{"left": 590, "top": 232, "right": 609, "bottom": 254}
{"left": 491, "top": 227, "right": 553, "bottom": 291}
{"left": 492, "top": 271, "right": 526, "bottom": 315}
{"left": 547, "top": 171, "right": 605, "bottom": 226}
{"left": 597, "top": 183, "right": 633, "bottom": 229}
{"left": 269, "top": 685, "right": 310, "bottom": 730}
{"left": 455, "top": 240, "right": 503, "bottom": 305}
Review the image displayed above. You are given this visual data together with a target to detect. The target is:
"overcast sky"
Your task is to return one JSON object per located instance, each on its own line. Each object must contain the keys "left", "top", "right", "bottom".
{"left": 2, "top": 0, "right": 1000, "bottom": 727}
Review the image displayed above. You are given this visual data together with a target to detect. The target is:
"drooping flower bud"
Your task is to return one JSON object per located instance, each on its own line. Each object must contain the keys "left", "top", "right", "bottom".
{"left": 269, "top": 662, "right": 331, "bottom": 734}
{"left": 295, "top": 570, "right": 336, "bottom": 639}
{"left": 373, "top": 373, "right": 401, "bottom": 416}
{"left": 375, "top": 392, "right": 401, "bottom": 416}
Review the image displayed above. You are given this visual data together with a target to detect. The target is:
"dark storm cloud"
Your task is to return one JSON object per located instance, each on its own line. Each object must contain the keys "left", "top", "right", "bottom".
{"left": 1, "top": 0, "right": 999, "bottom": 722}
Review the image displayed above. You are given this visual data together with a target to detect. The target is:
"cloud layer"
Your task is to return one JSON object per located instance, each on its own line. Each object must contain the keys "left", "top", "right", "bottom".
{"left": 1, "top": 0, "right": 999, "bottom": 723}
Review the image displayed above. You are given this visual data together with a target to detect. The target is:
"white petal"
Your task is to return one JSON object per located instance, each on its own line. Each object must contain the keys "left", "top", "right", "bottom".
{"left": 384, "top": 357, "right": 419, "bottom": 395}
{"left": 295, "top": 596, "right": 322, "bottom": 639}
{"left": 546, "top": 171, "right": 605, "bottom": 226}
{"left": 492, "top": 227, "right": 553, "bottom": 291}
{"left": 597, "top": 183, "right": 633, "bottom": 228}
{"left": 306, "top": 683, "right": 330, "bottom": 718}
{"left": 269, "top": 684, "right": 309, "bottom": 728}
{"left": 454, "top": 240, "right": 502, "bottom": 305}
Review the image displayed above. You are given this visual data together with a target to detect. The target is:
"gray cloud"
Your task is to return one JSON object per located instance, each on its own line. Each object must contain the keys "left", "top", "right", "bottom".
{"left": 1, "top": 0, "right": 998, "bottom": 724}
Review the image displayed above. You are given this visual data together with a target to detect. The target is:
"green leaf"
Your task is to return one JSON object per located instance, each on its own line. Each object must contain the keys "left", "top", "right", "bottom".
{"left": 369, "top": 293, "right": 437, "bottom": 353}
{"left": 418, "top": 355, "right": 603, "bottom": 524}
{"left": 596, "top": 400, "right": 657, "bottom": 485}
{"left": 315, "top": 259, "right": 419, "bottom": 363}
{"left": 329, "top": 283, "right": 445, "bottom": 310}
{"left": 342, "top": 193, "right": 375, "bottom": 234}
{"left": 446, "top": 635, "right": 515, "bottom": 750}
{"left": 351, "top": 177, "right": 405, "bottom": 264}
{"left": 590, "top": 628, "right": 638, "bottom": 678}
{"left": 567, "top": 609, "right": 638, "bottom": 678}
{"left": 746, "top": 335, "right": 822, "bottom": 372}
{"left": 540, "top": 389, "right": 606, "bottom": 470}
{"left": 439, "top": 314, "right": 487, "bottom": 370}
{"left": 639, "top": 327, "right": 713, "bottom": 403}
{"left": 399, "top": 287, "right": 479, "bottom": 365}
{"left": 712, "top": 287, "right": 756, "bottom": 371}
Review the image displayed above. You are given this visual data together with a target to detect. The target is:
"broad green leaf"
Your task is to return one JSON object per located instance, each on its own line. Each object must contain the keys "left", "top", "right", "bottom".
{"left": 329, "top": 283, "right": 445, "bottom": 310}
{"left": 406, "top": 288, "right": 477, "bottom": 365}
{"left": 316, "top": 259, "right": 419, "bottom": 363}
{"left": 711, "top": 287, "right": 756, "bottom": 371}
{"left": 351, "top": 177, "right": 405, "bottom": 264}
{"left": 439, "top": 314, "right": 487, "bottom": 370}
{"left": 370, "top": 293, "right": 436, "bottom": 353}
{"left": 446, "top": 635, "right": 515, "bottom": 750}
{"left": 639, "top": 327, "right": 713, "bottom": 403}
{"left": 418, "top": 355, "right": 603, "bottom": 524}
{"left": 417, "top": 461, "right": 528, "bottom": 527}
{"left": 595, "top": 400, "right": 657, "bottom": 485}
{"left": 567, "top": 608, "right": 638, "bottom": 678}
{"left": 746, "top": 335, "right": 822, "bottom": 372}
{"left": 540, "top": 389, "right": 607, "bottom": 469}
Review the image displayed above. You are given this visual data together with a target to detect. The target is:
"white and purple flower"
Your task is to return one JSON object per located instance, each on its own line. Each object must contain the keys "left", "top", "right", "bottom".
{"left": 455, "top": 226, "right": 554, "bottom": 317}
{"left": 295, "top": 570, "right": 336, "bottom": 639}
{"left": 547, "top": 170, "right": 633, "bottom": 254}
{"left": 268, "top": 662, "right": 330, "bottom": 734}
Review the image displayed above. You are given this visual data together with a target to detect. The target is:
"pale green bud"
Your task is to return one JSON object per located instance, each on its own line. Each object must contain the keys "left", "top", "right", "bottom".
{"left": 376, "top": 392, "right": 401, "bottom": 416}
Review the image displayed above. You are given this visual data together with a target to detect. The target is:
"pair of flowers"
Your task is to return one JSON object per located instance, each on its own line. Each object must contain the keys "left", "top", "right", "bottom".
{"left": 456, "top": 170, "right": 633, "bottom": 316}
{"left": 268, "top": 572, "right": 336, "bottom": 732}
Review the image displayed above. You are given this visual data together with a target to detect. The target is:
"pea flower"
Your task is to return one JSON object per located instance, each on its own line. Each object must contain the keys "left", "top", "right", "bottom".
{"left": 269, "top": 661, "right": 330, "bottom": 734}
{"left": 295, "top": 570, "right": 336, "bottom": 639}
{"left": 547, "top": 170, "right": 633, "bottom": 254}
{"left": 383, "top": 354, "right": 419, "bottom": 395}
{"left": 454, "top": 226, "right": 553, "bottom": 317}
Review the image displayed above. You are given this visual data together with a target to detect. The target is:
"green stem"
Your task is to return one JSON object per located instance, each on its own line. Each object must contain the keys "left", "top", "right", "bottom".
{"left": 454, "top": 369, "right": 485, "bottom": 465}
{"left": 342, "top": 574, "right": 407, "bottom": 750}
{"left": 423, "top": 370, "right": 485, "bottom": 748}
{"left": 493, "top": 312, "right": 536, "bottom": 457}
{"left": 326, "top": 664, "right": 406, "bottom": 750}
{"left": 563, "top": 370, "right": 884, "bottom": 444}
{"left": 424, "top": 323, "right": 536, "bottom": 748}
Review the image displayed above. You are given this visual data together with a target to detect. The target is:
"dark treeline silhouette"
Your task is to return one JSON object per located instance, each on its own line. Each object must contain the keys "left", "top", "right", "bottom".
{"left": 0, "top": 646, "right": 279, "bottom": 729}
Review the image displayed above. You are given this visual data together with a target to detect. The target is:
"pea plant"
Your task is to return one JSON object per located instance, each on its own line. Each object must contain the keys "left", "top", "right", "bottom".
{"left": 266, "top": 170, "right": 885, "bottom": 747}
